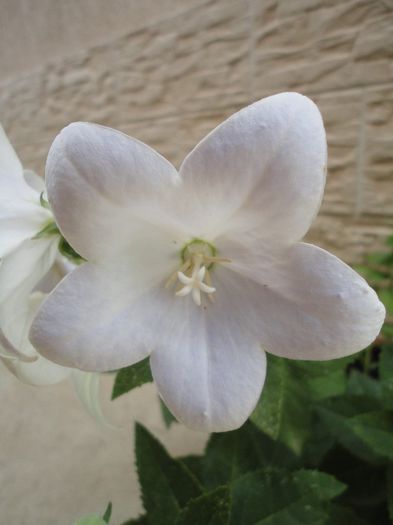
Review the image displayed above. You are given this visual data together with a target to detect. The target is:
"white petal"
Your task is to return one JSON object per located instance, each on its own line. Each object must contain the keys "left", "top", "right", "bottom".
{"left": 0, "top": 131, "right": 51, "bottom": 258}
{"left": 0, "top": 125, "right": 23, "bottom": 182}
{"left": 0, "top": 236, "right": 60, "bottom": 307}
{"left": 150, "top": 294, "right": 267, "bottom": 432}
{"left": 31, "top": 257, "right": 267, "bottom": 431}
{"left": 71, "top": 370, "right": 114, "bottom": 428}
{"left": 0, "top": 292, "right": 46, "bottom": 358}
{"left": 179, "top": 93, "right": 326, "bottom": 245}
{"left": 0, "top": 291, "right": 70, "bottom": 386}
{"left": 45, "top": 122, "right": 184, "bottom": 262}
{"left": 23, "top": 169, "right": 45, "bottom": 192}
{"left": 2, "top": 354, "right": 70, "bottom": 386}
{"left": 29, "top": 260, "right": 173, "bottom": 371}
{"left": 0, "top": 200, "right": 53, "bottom": 258}
{"left": 219, "top": 243, "right": 385, "bottom": 360}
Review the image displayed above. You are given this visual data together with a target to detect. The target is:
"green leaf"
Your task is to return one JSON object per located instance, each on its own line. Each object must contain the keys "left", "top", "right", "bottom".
{"left": 346, "top": 371, "right": 382, "bottom": 401}
{"left": 292, "top": 356, "right": 354, "bottom": 401}
{"left": 324, "top": 505, "right": 368, "bottom": 525}
{"left": 230, "top": 468, "right": 346, "bottom": 525}
{"left": 348, "top": 411, "right": 393, "bottom": 460}
{"left": 380, "top": 289, "right": 393, "bottom": 315}
{"left": 251, "top": 355, "right": 311, "bottom": 454}
{"left": 315, "top": 397, "right": 385, "bottom": 464}
{"left": 202, "top": 421, "right": 298, "bottom": 489}
{"left": 135, "top": 423, "right": 202, "bottom": 525}
{"left": 160, "top": 398, "right": 177, "bottom": 428}
{"left": 175, "top": 486, "right": 230, "bottom": 525}
{"left": 74, "top": 517, "right": 106, "bottom": 525}
{"left": 112, "top": 358, "right": 152, "bottom": 400}
{"left": 102, "top": 502, "right": 112, "bottom": 523}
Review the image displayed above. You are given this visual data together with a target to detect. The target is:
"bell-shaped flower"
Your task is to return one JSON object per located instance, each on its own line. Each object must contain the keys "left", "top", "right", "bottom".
{"left": 0, "top": 292, "right": 70, "bottom": 385}
{"left": 30, "top": 93, "right": 385, "bottom": 432}
{"left": 0, "top": 126, "right": 60, "bottom": 305}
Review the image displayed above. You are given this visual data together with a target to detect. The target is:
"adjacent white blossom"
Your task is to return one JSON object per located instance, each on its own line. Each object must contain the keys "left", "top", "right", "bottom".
{"left": 0, "top": 292, "right": 70, "bottom": 385}
{"left": 0, "top": 126, "right": 60, "bottom": 306}
{"left": 29, "top": 93, "right": 385, "bottom": 432}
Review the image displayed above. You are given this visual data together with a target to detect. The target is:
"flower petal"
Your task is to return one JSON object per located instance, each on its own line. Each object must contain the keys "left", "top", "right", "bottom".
{"left": 219, "top": 243, "right": 385, "bottom": 360}
{"left": 29, "top": 260, "right": 173, "bottom": 371}
{"left": 0, "top": 292, "right": 70, "bottom": 386}
{"left": 0, "top": 128, "right": 51, "bottom": 257}
{"left": 2, "top": 354, "right": 70, "bottom": 386}
{"left": 0, "top": 236, "right": 60, "bottom": 306}
{"left": 149, "top": 291, "right": 267, "bottom": 433}
{"left": 179, "top": 92, "right": 326, "bottom": 245}
{"left": 0, "top": 125, "right": 23, "bottom": 183}
{"left": 45, "top": 122, "right": 183, "bottom": 262}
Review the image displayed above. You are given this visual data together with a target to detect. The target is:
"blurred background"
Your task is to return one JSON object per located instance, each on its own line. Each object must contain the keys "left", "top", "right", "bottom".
{"left": 0, "top": 0, "right": 392, "bottom": 523}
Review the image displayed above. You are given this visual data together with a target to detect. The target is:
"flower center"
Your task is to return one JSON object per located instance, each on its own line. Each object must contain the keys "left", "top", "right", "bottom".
{"left": 166, "top": 239, "right": 230, "bottom": 306}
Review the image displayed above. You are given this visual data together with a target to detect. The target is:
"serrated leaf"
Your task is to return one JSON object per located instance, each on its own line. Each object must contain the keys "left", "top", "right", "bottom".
{"left": 251, "top": 355, "right": 311, "bottom": 454}
{"left": 175, "top": 486, "right": 230, "bottom": 525}
{"left": 112, "top": 358, "right": 152, "bottom": 400}
{"left": 316, "top": 397, "right": 385, "bottom": 464}
{"left": 135, "top": 423, "right": 202, "bottom": 525}
{"left": 202, "top": 421, "right": 298, "bottom": 488}
{"left": 348, "top": 411, "right": 393, "bottom": 460}
{"left": 230, "top": 468, "right": 346, "bottom": 525}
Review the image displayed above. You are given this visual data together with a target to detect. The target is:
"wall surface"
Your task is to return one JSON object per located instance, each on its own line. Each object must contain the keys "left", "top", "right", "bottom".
{"left": 1, "top": 0, "right": 393, "bottom": 262}
{"left": 1, "top": 0, "right": 393, "bottom": 523}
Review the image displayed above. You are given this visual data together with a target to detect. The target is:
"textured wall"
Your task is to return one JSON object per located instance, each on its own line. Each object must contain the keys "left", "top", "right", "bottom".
{"left": 1, "top": 0, "right": 393, "bottom": 263}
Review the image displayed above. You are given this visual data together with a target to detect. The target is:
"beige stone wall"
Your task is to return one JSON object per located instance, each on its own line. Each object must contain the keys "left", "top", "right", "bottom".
{"left": 1, "top": 1, "right": 393, "bottom": 524}
{"left": 1, "top": 0, "right": 393, "bottom": 263}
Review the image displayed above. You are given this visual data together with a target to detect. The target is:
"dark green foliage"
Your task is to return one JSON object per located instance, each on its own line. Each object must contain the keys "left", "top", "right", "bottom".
{"left": 112, "top": 358, "right": 152, "bottom": 400}
{"left": 202, "top": 421, "right": 298, "bottom": 489}
{"left": 230, "top": 468, "right": 346, "bottom": 525}
{"left": 175, "top": 486, "right": 230, "bottom": 525}
{"left": 135, "top": 423, "right": 202, "bottom": 525}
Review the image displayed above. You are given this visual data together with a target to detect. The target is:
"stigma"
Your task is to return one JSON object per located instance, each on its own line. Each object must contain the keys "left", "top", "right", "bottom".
{"left": 166, "top": 239, "right": 230, "bottom": 306}
{"left": 176, "top": 256, "right": 216, "bottom": 306}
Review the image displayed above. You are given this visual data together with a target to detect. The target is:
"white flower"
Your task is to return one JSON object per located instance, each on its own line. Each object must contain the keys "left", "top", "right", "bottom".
{"left": 29, "top": 93, "right": 385, "bottom": 432}
{"left": 0, "top": 290, "right": 110, "bottom": 426}
{"left": 0, "top": 292, "right": 70, "bottom": 385}
{"left": 0, "top": 126, "right": 60, "bottom": 305}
